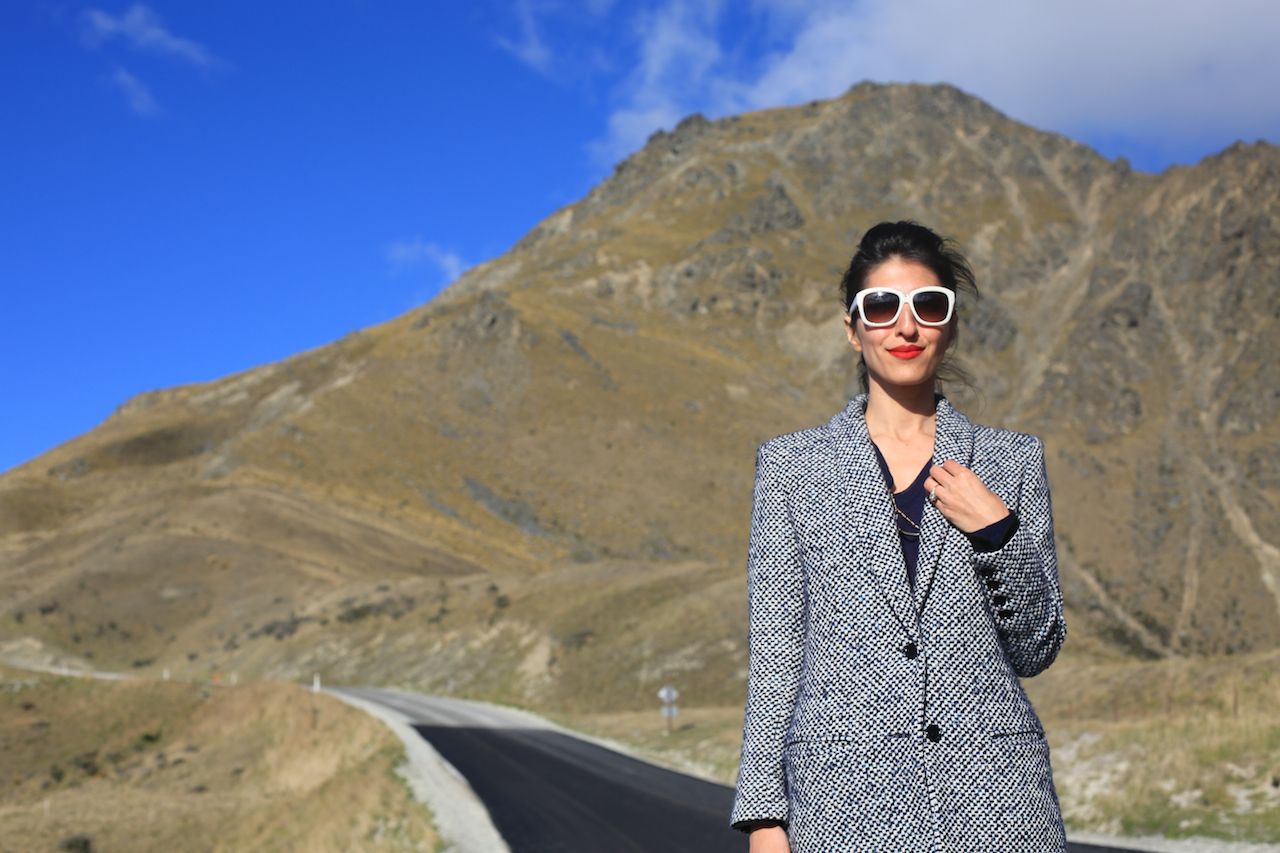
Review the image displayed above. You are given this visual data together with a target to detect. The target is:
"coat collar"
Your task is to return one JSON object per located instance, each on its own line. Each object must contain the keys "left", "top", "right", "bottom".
{"left": 829, "top": 394, "right": 975, "bottom": 625}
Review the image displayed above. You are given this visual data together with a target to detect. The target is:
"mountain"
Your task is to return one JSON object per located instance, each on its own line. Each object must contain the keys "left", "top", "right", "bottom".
{"left": 3, "top": 82, "right": 1278, "bottom": 712}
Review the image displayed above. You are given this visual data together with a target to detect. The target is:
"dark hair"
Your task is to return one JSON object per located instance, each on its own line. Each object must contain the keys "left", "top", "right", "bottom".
{"left": 839, "top": 221, "right": 979, "bottom": 395}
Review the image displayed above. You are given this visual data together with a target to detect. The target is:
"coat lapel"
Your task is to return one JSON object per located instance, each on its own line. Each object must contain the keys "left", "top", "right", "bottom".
{"left": 830, "top": 396, "right": 918, "bottom": 634}
{"left": 915, "top": 397, "right": 975, "bottom": 612}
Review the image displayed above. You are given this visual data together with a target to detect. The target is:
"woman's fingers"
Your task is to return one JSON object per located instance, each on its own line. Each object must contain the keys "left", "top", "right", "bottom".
{"left": 929, "top": 460, "right": 980, "bottom": 497}
{"left": 924, "top": 462, "right": 958, "bottom": 503}
{"left": 925, "top": 460, "right": 1010, "bottom": 533}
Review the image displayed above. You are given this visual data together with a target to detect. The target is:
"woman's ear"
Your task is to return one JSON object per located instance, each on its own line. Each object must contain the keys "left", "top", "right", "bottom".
{"left": 845, "top": 314, "right": 863, "bottom": 353}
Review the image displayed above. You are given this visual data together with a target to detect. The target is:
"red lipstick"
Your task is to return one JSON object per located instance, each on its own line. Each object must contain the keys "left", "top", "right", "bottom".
{"left": 887, "top": 345, "right": 924, "bottom": 359}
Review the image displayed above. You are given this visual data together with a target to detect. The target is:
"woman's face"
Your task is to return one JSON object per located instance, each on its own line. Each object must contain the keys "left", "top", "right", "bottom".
{"left": 844, "top": 258, "right": 955, "bottom": 393}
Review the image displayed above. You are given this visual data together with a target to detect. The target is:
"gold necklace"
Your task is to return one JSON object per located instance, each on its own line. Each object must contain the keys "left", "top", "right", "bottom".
{"left": 890, "top": 488, "right": 921, "bottom": 540}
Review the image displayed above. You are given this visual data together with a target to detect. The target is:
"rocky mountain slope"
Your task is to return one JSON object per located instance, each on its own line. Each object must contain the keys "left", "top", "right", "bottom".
{"left": 2, "top": 82, "right": 1278, "bottom": 712}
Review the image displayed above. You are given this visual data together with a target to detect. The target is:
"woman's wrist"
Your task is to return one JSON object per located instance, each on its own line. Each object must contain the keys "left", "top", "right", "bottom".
{"left": 747, "top": 823, "right": 790, "bottom": 852}
{"left": 964, "top": 511, "right": 1019, "bottom": 552}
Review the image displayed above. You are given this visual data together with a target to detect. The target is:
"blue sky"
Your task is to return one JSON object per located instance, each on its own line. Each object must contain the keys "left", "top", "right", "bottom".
{"left": 3, "top": 0, "right": 1279, "bottom": 474}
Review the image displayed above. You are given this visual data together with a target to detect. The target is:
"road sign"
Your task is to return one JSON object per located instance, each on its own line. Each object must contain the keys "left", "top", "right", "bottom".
{"left": 658, "top": 683, "right": 679, "bottom": 734}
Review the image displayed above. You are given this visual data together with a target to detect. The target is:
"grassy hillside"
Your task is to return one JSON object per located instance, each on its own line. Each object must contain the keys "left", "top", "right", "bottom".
{"left": 1, "top": 82, "right": 1278, "bottom": 747}
{"left": 0, "top": 667, "right": 439, "bottom": 853}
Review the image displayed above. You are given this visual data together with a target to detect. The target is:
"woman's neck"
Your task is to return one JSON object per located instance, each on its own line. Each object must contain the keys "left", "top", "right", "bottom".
{"left": 863, "top": 378, "right": 937, "bottom": 443}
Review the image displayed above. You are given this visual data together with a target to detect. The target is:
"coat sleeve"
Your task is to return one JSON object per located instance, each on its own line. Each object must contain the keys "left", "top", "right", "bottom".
{"left": 730, "top": 444, "right": 806, "bottom": 828}
{"left": 972, "top": 436, "right": 1065, "bottom": 678}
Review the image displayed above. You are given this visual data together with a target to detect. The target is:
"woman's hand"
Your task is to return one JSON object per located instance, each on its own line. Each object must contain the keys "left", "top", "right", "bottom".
{"left": 748, "top": 825, "right": 791, "bottom": 853}
{"left": 923, "top": 459, "right": 1010, "bottom": 534}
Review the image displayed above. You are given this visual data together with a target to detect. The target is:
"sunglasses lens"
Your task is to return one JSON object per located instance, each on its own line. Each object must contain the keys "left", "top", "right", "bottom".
{"left": 860, "top": 290, "right": 901, "bottom": 325}
{"left": 913, "top": 291, "right": 951, "bottom": 324}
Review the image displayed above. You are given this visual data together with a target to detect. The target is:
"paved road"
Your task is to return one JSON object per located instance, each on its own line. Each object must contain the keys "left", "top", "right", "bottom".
{"left": 339, "top": 688, "right": 738, "bottom": 852}
{"left": 338, "top": 688, "right": 1139, "bottom": 853}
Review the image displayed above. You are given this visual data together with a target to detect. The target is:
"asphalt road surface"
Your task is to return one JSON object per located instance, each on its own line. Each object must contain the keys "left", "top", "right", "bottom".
{"left": 339, "top": 688, "right": 1137, "bottom": 853}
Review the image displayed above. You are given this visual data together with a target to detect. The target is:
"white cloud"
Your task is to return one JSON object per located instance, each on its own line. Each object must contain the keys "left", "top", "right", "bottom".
{"left": 386, "top": 239, "right": 469, "bottom": 283}
{"left": 744, "top": 1, "right": 1280, "bottom": 150}
{"left": 590, "top": 0, "right": 1280, "bottom": 170}
{"left": 106, "top": 65, "right": 161, "bottom": 116}
{"left": 497, "top": 0, "right": 554, "bottom": 72}
{"left": 588, "top": 0, "right": 726, "bottom": 165}
{"left": 82, "top": 4, "right": 218, "bottom": 69}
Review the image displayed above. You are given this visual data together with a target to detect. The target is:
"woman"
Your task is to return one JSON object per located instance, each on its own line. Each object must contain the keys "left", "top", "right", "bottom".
{"left": 730, "top": 222, "right": 1066, "bottom": 853}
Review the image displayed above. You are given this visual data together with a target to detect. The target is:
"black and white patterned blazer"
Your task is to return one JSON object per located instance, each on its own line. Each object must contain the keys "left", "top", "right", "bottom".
{"left": 731, "top": 395, "right": 1067, "bottom": 853}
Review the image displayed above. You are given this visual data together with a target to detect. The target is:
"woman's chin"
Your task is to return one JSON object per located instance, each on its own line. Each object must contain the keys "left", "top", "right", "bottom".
{"left": 867, "top": 364, "right": 940, "bottom": 392}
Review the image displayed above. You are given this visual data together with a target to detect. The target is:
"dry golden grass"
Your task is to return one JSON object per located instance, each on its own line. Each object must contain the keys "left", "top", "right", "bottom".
{"left": 559, "top": 649, "right": 1280, "bottom": 843}
{"left": 0, "top": 669, "right": 439, "bottom": 853}
{"left": 1027, "top": 648, "right": 1280, "bottom": 843}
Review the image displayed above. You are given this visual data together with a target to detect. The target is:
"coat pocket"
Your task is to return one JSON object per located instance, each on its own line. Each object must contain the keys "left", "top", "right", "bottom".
{"left": 987, "top": 728, "right": 1051, "bottom": 781}
{"left": 784, "top": 739, "right": 931, "bottom": 853}
{"left": 981, "top": 728, "right": 1062, "bottom": 851}
{"left": 989, "top": 728, "right": 1046, "bottom": 748}
{"left": 783, "top": 741, "right": 861, "bottom": 848}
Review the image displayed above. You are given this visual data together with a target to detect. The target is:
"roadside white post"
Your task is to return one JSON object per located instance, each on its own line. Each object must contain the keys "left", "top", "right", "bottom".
{"left": 230, "top": 672, "right": 238, "bottom": 686}
{"left": 162, "top": 667, "right": 170, "bottom": 681}
{"left": 657, "top": 683, "right": 679, "bottom": 735}
{"left": 313, "top": 673, "right": 321, "bottom": 693}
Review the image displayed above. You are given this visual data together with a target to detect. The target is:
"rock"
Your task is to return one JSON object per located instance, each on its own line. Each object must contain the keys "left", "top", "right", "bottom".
{"left": 58, "top": 835, "right": 93, "bottom": 853}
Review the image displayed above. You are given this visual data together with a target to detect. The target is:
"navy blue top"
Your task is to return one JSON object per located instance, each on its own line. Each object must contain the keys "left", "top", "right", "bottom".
{"left": 871, "top": 445, "right": 1018, "bottom": 588}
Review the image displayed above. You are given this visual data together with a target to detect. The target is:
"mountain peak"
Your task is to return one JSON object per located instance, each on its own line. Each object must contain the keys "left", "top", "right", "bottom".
{"left": 3, "top": 84, "right": 1278, "bottom": 704}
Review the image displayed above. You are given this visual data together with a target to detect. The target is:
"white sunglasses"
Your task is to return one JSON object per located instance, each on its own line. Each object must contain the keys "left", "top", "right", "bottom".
{"left": 850, "top": 286, "right": 955, "bottom": 327}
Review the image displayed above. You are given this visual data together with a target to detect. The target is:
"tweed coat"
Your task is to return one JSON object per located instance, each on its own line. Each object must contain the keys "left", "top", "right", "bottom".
{"left": 730, "top": 395, "right": 1067, "bottom": 853}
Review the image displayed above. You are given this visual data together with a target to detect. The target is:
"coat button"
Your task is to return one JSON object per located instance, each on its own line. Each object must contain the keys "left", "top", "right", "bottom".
{"left": 998, "top": 608, "right": 1015, "bottom": 618}
{"left": 985, "top": 579, "right": 1001, "bottom": 590}
{"left": 902, "top": 642, "right": 918, "bottom": 660}
{"left": 977, "top": 566, "right": 995, "bottom": 578}
{"left": 992, "top": 594, "right": 1008, "bottom": 606}
{"left": 925, "top": 723, "right": 942, "bottom": 742}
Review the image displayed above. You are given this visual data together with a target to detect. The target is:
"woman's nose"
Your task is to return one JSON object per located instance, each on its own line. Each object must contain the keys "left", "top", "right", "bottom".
{"left": 897, "top": 302, "right": 918, "bottom": 335}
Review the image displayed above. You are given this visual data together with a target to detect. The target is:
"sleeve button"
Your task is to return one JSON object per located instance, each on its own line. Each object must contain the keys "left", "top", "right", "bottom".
{"left": 902, "top": 642, "right": 918, "bottom": 660}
